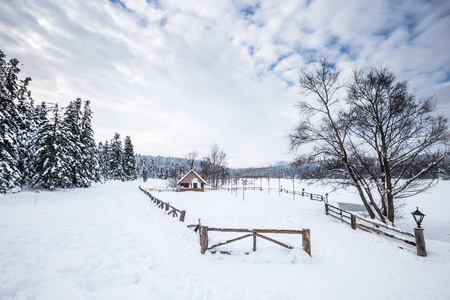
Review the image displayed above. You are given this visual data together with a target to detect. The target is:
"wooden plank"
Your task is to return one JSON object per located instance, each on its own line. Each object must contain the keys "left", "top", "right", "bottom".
{"left": 208, "top": 233, "right": 253, "bottom": 250}
{"left": 168, "top": 209, "right": 178, "bottom": 217}
{"left": 351, "top": 214, "right": 356, "bottom": 230}
{"left": 357, "top": 223, "right": 416, "bottom": 246}
{"left": 355, "top": 224, "right": 372, "bottom": 233}
{"left": 327, "top": 203, "right": 414, "bottom": 238}
{"left": 208, "top": 228, "right": 252, "bottom": 233}
{"left": 353, "top": 214, "right": 415, "bottom": 238}
{"left": 208, "top": 228, "right": 304, "bottom": 234}
{"left": 302, "top": 229, "right": 311, "bottom": 256}
{"left": 200, "top": 226, "right": 208, "bottom": 254}
{"left": 254, "top": 229, "right": 304, "bottom": 234}
{"left": 179, "top": 210, "right": 186, "bottom": 222}
{"left": 255, "top": 233, "right": 293, "bottom": 249}
{"left": 327, "top": 213, "right": 352, "bottom": 226}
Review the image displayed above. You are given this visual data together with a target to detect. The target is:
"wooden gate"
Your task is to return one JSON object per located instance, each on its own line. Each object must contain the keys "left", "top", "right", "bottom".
{"left": 189, "top": 224, "right": 311, "bottom": 256}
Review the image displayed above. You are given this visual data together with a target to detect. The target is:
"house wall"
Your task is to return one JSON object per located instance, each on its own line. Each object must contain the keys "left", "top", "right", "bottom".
{"left": 178, "top": 187, "right": 204, "bottom": 192}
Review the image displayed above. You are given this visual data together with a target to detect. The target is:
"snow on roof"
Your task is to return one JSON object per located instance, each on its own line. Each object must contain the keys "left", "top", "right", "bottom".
{"left": 177, "top": 170, "right": 207, "bottom": 185}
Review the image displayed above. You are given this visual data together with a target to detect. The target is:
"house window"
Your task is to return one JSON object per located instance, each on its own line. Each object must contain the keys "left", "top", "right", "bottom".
{"left": 192, "top": 178, "right": 198, "bottom": 189}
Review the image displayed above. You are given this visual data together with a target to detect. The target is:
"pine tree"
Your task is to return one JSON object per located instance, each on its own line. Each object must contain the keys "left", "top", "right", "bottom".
{"left": 0, "top": 50, "right": 21, "bottom": 193}
{"left": 63, "top": 98, "right": 88, "bottom": 187}
{"left": 123, "top": 136, "right": 137, "bottom": 180}
{"left": 31, "top": 104, "right": 73, "bottom": 189}
{"left": 80, "top": 100, "right": 100, "bottom": 183}
{"left": 16, "top": 77, "right": 39, "bottom": 186}
{"left": 109, "top": 133, "right": 125, "bottom": 180}
{"left": 98, "top": 141, "right": 110, "bottom": 181}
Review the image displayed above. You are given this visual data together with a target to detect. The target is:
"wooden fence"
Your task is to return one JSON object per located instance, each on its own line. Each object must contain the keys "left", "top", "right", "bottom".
{"left": 225, "top": 185, "right": 325, "bottom": 202}
{"left": 280, "top": 188, "right": 325, "bottom": 201}
{"left": 324, "top": 202, "right": 416, "bottom": 246}
{"left": 188, "top": 222, "right": 311, "bottom": 256}
{"left": 139, "top": 186, "right": 186, "bottom": 222}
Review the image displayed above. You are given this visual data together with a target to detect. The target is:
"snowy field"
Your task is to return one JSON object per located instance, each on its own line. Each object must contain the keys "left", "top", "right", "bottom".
{"left": 1, "top": 179, "right": 449, "bottom": 300}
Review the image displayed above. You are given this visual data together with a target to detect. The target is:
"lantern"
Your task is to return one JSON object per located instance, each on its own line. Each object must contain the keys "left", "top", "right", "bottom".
{"left": 411, "top": 207, "right": 425, "bottom": 228}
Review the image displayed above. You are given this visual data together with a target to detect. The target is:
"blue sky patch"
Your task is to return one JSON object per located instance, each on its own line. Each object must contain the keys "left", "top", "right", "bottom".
{"left": 248, "top": 46, "right": 255, "bottom": 56}
{"left": 240, "top": 3, "right": 260, "bottom": 17}
{"left": 160, "top": 17, "right": 168, "bottom": 27}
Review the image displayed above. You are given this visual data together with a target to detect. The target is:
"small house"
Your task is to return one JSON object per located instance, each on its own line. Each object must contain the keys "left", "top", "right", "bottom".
{"left": 177, "top": 170, "right": 207, "bottom": 192}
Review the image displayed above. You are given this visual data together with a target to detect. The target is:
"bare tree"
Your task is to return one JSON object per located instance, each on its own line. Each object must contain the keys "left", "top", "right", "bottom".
{"left": 289, "top": 53, "right": 381, "bottom": 221}
{"left": 346, "top": 66, "right": 450, "bottom": 223}
{"left": 290, "top": 54, "right": 449, "bottom": 225}
{"left": 203, "top": 143, "right": 228, "bottom": 189}
{"left": 185, "top": 150, "right": 199, "bottom": 171}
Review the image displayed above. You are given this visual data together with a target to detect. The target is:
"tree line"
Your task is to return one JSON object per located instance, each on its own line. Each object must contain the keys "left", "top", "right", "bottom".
{"left": 136, "top": 144, "right": 229, "bottom": 189}
{"left": 0, "top": 49, "right": 137, "bottom": 193}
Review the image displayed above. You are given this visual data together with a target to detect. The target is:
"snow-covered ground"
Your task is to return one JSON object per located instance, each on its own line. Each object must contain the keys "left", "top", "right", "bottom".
{"left": 1, "top": 179, "right": 449, "bottom": 299}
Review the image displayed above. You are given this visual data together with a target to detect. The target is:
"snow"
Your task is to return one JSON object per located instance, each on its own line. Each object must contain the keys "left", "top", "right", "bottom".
{"left": 1, "top": 179, "right": 449, "bottom": 299}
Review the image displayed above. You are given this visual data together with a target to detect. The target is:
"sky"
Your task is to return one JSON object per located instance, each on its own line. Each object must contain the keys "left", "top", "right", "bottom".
{"left": 0, "top": 0, "right": 449, "bottom": 168}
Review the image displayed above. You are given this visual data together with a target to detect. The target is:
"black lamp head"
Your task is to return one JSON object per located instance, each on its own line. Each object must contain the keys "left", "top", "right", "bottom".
{"left": 411, "top": 207, "right": 425, "bottom": 228}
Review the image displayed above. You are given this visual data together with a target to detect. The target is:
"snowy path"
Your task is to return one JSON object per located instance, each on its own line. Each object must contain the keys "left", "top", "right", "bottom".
{"left": 1, "top": 180, "right": 449, "bottom": 299}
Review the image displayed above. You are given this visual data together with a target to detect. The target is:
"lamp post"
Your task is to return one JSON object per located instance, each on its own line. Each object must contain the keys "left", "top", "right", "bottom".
{"left": 411, "top": 207, "right": 427, "bottom": 257}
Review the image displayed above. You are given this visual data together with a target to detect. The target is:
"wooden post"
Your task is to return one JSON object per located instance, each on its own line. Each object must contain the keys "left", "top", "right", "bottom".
{"left": 302, "top": 229, "right": 311, "bottom": 256}
{"left": 200, "top": 226, "right": 209, "bottom": 254}
{"left": 278, "top": 178, "right": 280, "bottom": 197}
{"left": 165, "top": 203, "right": 170, "bottom": 211}
{"left": 292, "top": 179, "right": 295, "bottom": 200}
{"left": 302, "top": 188, "right": 304, "bottom": 197}
{"left": 253, "top": 231, "right": 257, "bottom": 252}
{"left": 351, "top": 214, "right": 356, "bottom": 229}
{"left": 179, "top": 210, "right": 186, "bottom": 222}
{"left": 325, "top": 203, "right": 329, "bottom": 215}
{"left": 260, "top": 178, "right": 262, "bottom": 192}
{"left": 414, "top": 228, "right": 427, "bottom": 257}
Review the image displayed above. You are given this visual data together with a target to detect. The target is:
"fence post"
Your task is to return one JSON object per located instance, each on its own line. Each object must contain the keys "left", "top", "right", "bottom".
{"left": 302, "top": 188, "right": 304, "bottom": 197}
{"left": 253, "top": 231, "right": 257, "bottom": 252}
{"left": 302, "top": 229, "right": 311, "bottom": 256}
{"left": 179, "top": 210, "right": 186, "bottom": 222}
{"left": 292, "top": 179, "right": 295, "bottom": 200}
{"left": 325, "top": 203, "right": 329, "bottom": 215}
{"left": 200, "top": 226, "right": 209, "bottom": 254}
{"left": 414, "top": 228, "right": 427, "bottom": 257}
{"left": 351, "top": 214, "right": 356, "bottom": 230}
{"left": 165, "top": 203, "right": 170, "bottom": 211}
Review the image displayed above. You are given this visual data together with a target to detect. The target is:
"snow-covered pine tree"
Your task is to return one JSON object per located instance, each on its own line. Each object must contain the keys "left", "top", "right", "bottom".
{"left": 16, "top": 77, "right": 39, "bottom": 186}
{"left": 123, "top": 136, "right": 137, "bottom": 180}
{"left": 0, "top": 50, "right": 22, "bottom": 193}
{"left": 109, "top": 133, "right": 125, "bottom": 180}
{"left": 35, "top": 101, "right": 48, "bottom": 121}
{"left": 80, "top": 100, "right": 100, "bottom": 183}
{"left": 31, "top": 104, "right": 73, "bottom": 190}
{"left": 63, "top": 98, "right": 89, "bottom": 187}
{"left": 98, "top": 141, "right": 110, "bottom": 181}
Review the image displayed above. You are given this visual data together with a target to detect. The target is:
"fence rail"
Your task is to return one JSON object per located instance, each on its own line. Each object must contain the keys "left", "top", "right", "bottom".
{"left": 188, "top": 222, "right": 311, "bottom": 256}
{"left": 324, "top": 202, "right": 416, "bottom": 246}
{"left": 139, "top": 186, "right": 186, "bottom": 222}
{"left": 280, "top": 188, "right": 325, "bottom": 201}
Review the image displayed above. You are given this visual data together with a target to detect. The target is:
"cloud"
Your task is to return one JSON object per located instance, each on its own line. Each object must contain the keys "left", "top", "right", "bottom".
{"left": 0, "top": 0, "right": 449, "bottom": 167}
